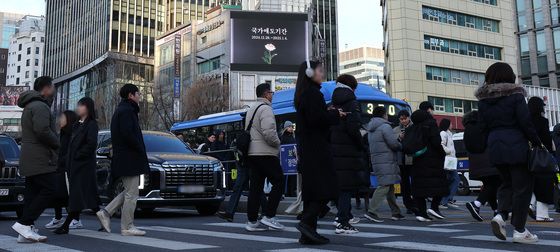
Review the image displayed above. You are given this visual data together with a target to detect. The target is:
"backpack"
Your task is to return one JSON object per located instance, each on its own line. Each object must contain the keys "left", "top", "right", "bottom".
{"left": 236, "top": 104, "right": 266, "bottom": 159}
{"left": 464, "top": 122, "right": 487, "bottom": 154}
{"left": 402, "top": 124, "right": 428, "bottom": 157}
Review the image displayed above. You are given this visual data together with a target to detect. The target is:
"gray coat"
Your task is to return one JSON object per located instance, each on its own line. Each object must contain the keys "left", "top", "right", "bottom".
{"left": 17, "top": 90, "right": 59, "bottom": 177}
{"left": 393, "top": 122, "right": 413, "bottom": 166}
{"left": 367, "top": 117, "right": 401, "bottom": 186}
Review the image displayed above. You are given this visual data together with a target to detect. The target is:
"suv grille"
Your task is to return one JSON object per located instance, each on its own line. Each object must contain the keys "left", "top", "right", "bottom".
{"left": 0, "top": 167, "right": 18, "bottom": 179}
{"left": 163, "top": 164, "right": 215, "bottom": 186}
{"left": 160, "top": 192, "right": 217, "bottom": 199}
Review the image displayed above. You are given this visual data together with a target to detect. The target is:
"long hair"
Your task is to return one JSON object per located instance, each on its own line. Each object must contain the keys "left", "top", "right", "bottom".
{"left": 294, "top": 60, "right": 321, "bottom": 110}
{"left": 61, "top": 110, "right": 78, "bottom": 134}
{"left": 77, "top": 97, "right": 97, "bottom": 121}
{"left": 528, "top": 96, "right": 545, "bottom": 117}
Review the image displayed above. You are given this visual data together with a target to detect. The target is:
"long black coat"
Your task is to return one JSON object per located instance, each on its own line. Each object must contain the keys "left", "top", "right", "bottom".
{"left": 410, "top": 110, "right": 448, "bottom": 198}
{"left": 53, "top": 129, "right": 72, "bottom": 201}
{"left": 66, "top": 119, "right": 99, "bottom": 211}
{"left": 531, "top": 115, "right": 555, "bottom": 204}
{"left": 296, "top": 84, "right": 340, "bottom": 201}
{"left": 330, "top": 86, "right": 367, "bottom": 191}
{"left": 110, "top": 100, "right": 149, "bottom": 178}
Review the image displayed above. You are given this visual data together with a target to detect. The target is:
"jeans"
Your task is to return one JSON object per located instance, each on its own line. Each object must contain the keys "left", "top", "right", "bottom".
{"left": 246, "top": 156, "right": 284, "bottom": 222}
{"left": 477, "top": 175, "right": 501, "bottom": 210}
{"left": 19, "top": 173, "right": 57, "bottom": 226}
{"left": 225, "top": 165, "right": 267, "bottom": 215}
{"left": 368, "top": 185, "right": 401, "bottom": 216}
{"left": 399, "top": 165, "right": 415, "bottom": 210}
{"left": 441, "top": 170, "right": 460, "bottom": 205}
{"left": 104, "top": 175, "right": 139, "bottom": 230}
{"left": 496, "top": 164, "right": 533, "bottom": 232}
{"left": 336, "top": 191, "right": 353, "bottom": 224}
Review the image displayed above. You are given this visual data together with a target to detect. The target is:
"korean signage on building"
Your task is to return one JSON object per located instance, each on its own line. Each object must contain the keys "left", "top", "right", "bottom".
{"left": 230, "top": 11, "right": 309, "bottom": 72}
{"left": 173, "top": 34, "right": 181, "bottom": 98}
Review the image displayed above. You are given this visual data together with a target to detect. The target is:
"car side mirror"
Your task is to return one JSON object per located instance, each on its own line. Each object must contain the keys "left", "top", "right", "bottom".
{"left": 97, "top": 147, "right": 112, "bottom": 158}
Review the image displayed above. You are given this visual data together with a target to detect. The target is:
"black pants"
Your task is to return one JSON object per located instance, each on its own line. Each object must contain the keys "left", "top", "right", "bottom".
{"left": 415, "top": 196, "right": 441, "bottom": 216}
{"left": 301, "top": 200, "right": 328, "bottom": 230}
{"left": 399, "top": 165, "right": 415, "bottom": 210}
{"left": 534, "top": 175, "right": 555, "bottom": 204}
{"left": 336, "top": 191, "right": 353, "bottom": 224}
{"left": 496, "top": 164, "right": 533, "bottom": 232}
{"left": 477, "top": 175, "right": 501, "bottom": 210}
{"left": 19, "top": 173, "right": 57, "bottom": 226}
{"left": 247, "top": 156, "right": 284, "bottom": 222}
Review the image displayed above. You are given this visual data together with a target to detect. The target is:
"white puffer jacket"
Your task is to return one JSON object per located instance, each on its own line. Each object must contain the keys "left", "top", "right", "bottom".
{"left": 440, "top": 130, "right": 456, "bottom": 157}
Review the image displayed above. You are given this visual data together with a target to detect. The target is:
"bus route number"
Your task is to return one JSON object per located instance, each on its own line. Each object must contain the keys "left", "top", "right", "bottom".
{"left": 366, "top": 103, "right": 396, "bottom": 116}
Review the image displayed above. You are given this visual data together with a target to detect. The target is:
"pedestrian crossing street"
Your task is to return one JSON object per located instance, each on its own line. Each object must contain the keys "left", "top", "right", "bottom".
{"left": 1, "top": 214, "right": 559, "bottom": 252}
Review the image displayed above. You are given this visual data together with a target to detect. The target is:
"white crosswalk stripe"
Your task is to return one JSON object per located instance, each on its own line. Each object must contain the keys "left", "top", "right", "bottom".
{"left": 0, "top": 234, "right": 81, "bottom": 252}
{"left": 70, "top": 229, "right": 217, "bottom": 250}
{"left": 279, "top": 219, "right": 467, "bottom": 233}
{"left": 367, "top": 241, "right": 519, "bottom": 252}
{"left": 140, "top": 226, "right": 298, "bottom": 243}
{"left": 206, "top": 222, "right": 400, "bottom": 239}
{"left": 452, "top": 235, "right": 560, "bottom": 247}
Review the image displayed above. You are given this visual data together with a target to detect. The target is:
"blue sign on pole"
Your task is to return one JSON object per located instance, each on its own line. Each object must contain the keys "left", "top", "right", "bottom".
{"left": 173, "top": 78, "right": 181, "bottom": 98}
{"left": 280, "top": 144, "right": 298, "bottom": 174}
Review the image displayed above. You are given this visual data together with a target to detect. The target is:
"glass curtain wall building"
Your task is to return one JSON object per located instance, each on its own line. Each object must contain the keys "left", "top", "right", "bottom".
{"left": 515, "top": 0, "right": 560, "bottom": 87}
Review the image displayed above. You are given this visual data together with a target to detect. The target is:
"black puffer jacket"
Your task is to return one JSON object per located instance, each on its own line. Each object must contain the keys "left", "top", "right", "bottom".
{"left": 475, "top": 83, "right": 540, "bottom": 166}
{"left": 330, "top": 84, "right": 367, "bottom": 191}
{"left": 410, "top": 110, "right": 448, "bottom": 198}
{"left": 462, "top": 111, "right": 498, "bottom": 180}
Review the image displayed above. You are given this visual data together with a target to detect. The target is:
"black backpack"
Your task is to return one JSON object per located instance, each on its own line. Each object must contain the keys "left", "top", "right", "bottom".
{"left": 236, "top": 104, "right": 265, "bottom": 159}
{"left": 402, "top": 124, "right": 428, "bottom": 157}
{"left": 464, "top": 122, "right": 487, "bottom": 154}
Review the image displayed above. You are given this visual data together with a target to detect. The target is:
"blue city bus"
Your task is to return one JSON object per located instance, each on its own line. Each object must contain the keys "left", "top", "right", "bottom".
{"left": 171, "top": 81, "right": 411, "bottom": 194}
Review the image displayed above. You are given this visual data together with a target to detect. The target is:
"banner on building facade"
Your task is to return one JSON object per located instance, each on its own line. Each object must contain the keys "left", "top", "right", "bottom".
{"left": 0, "top": 86, "right": 29, "bottom": 106}
{"left": 173, "top": 33, "right": 181, "bottom": 98}
{"left": 230, "top": 12, "right": 309, "bottom": 72}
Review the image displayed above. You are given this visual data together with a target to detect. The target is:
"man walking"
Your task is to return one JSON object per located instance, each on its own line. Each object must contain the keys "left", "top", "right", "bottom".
{"left": 244, "top": 83, "right": 284, "bottom": 231}
{"left": 12, "top": 76, "right": 59, "bottom": 242}
{"left": 393, "top": 110, "right": 416, "bottom": 214}
{"left": 96, "top": 84, "right": 149, "bottom": 236}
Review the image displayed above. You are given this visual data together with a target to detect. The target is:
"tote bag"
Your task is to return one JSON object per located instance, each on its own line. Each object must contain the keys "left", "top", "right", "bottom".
{"left": 443, "top": 156, "right": 458, "bottom": 171}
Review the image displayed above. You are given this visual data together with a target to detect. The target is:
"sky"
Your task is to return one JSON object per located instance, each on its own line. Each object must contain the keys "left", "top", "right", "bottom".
{"left": 0, "top": 0, "right": 382, "bottom": 52}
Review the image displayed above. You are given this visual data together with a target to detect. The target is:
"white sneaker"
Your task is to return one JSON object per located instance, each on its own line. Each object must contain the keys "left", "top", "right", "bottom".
{"left": 349, "top": 217, "right": 360, "bottom": 224}
{"left": 17, "top": 226, "right": 40, "bottom": 243}
{"left": 491, "top": 214, "right": 507, "bottom": 241}
{"left": 260, "top": 216, "right": 285, "bottom": 230}
{"left": 44, "top": 218, "right": 63, "bottom": 229}
{"left": 96, "top": 209, "right": 111, "bottom": 233}
{"left": 245, "top": 221, "right": 267, "bottom": 232}
{"left": 121, "top": 226, "right": 146, "bottom": 236}
{"left": 513, "top": 229, "right": 538, "bottom": 244}
{"left": 415, "top": 216, "right": 432, "bottom": 222}
{"left": 427, "top": 209, "right": 445, "bottom": 219}
{"left": 69, "top": 219, "right": 83, "bottom": 229}
{"left": 12, "top": 223, "right": 47, "bottom": 242}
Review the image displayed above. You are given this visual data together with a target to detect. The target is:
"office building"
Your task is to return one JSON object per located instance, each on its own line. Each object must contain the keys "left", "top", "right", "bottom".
{"left": 514, "top": 0, "right": 560, "bottom": 87}
{"left": 0, "top": 12, "right": 25, "bottom": 49}
{"left": 6, "top": 15, "right": 45, "bottom": 87}
{"left": 243, "top": 0, "right": 339, "bottom": 80}
{"left": 339, "top": 46, "right": 385, "bottom": 92}
{"left": 382, "top": 0, "right": 517, "bottom": 129}
{"left": 0, "top": 49, "right": 7, "bottom": 86}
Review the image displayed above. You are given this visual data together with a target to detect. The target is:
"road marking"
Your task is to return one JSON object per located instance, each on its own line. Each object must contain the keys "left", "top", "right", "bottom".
{"left": 367, "top": 241, "right": 518, "bottom": 252}
{"left": 266, "top": 249, "right": 341, "bottom": 252}
{"left": 70, "top": 229, "right": 217, "bottom": 250}
{"left": 0, "top": 234, "right": 82, "bottom": 252}
{"left": 453, "top": 235, "right": 560, "bottom": 247}
{"left": 206, "top": 223, "right": 400, "bottom": 239}
{"left": 279, "top": 219, "right": 467, "bottom": 233}
{"left": 429, "top": 222, "right": 469, "bottom": 227}
{"left": 140, "top": 226, "right": 297, "bottom": 244}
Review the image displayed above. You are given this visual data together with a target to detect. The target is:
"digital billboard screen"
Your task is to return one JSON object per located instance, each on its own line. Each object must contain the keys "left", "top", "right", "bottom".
{"left": 230, "top": 11, "right": 309, "bottom": 72}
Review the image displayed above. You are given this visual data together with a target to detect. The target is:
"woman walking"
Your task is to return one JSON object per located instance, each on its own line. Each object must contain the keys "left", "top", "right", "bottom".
{"left": 45, "top": 111, "right": 78, "bottom": 229}
{"left": 54, "top": 97, "right": 100, "bottom": 234}
{"left": 462, "top": 111, "right": 501, "bottom": 221}
{"left": 439, "top": 119, "right": 460, "bottom": 209}
{"left": 475, "top": 62, "right": 540, "bottom": 243}
{"left": 294, "top": 60, "right": 343, "bottom": 245}
{"left": 527, "top": 97, "right": 555, "bottom": 222}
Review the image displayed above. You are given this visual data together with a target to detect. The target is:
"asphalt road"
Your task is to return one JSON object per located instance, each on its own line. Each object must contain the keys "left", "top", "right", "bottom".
{"left": 0, "top": 196, "right": 558, "bottom": 252}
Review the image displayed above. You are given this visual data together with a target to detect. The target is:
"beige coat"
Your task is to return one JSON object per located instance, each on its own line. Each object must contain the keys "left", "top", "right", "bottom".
{"left": 246, "top": 98, "right": 281, "bottom": 157}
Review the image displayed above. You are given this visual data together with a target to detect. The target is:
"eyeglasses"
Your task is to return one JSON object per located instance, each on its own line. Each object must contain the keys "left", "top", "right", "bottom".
{"left": 267, "top": 91, "right": 275, "bottom": 95}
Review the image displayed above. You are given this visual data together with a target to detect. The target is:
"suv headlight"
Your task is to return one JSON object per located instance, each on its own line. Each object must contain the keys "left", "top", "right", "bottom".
{"left": 212, "top": 162, "right": 224, "bottom": 172}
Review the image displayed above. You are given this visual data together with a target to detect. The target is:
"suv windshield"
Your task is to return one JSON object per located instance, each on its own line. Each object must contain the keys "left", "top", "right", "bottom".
{"left": 0, "top": 137, "right": 20, "bottom": 159}
{"left": 144, "top": 134, "right": 194, "bottom": 154}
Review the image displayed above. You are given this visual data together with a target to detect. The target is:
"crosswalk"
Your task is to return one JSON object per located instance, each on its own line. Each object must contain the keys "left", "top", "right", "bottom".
{"left": 1, "top": 215, "right": 560, "bottom": 252}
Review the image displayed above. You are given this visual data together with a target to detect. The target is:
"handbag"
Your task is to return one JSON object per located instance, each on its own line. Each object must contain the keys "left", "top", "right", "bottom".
{"left": 528, "top": 145, "right": 558, "bottom": 174}
{"left": 443, "top": 156, "right": 458, "bottom": 171}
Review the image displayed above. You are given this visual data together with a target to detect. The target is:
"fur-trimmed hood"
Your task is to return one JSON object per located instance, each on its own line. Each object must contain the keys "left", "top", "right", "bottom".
{"left": 474, "top": 82, "right": 527, "bottom": 100}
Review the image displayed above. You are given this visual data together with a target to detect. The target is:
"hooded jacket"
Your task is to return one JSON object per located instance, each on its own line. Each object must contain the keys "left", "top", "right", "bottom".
{"left": 17, "top": 90, "right": 60, "bottom": 177}
{"left": 476, "top": 83, "right": 540, "bottom": 166}
{"left": 367, "top": 117, "right": 401, "bottom": 186}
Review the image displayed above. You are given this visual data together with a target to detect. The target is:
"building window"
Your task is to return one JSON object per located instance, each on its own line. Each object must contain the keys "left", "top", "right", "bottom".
{"left": 424, "top": 35, "right": 501, "bottom": 60}
{"left": 422, "top": 6, "right": 499, "bottom": 32}
{"left": 26, "top": 59, "right": 29, "bottom": 66}
{"left": 540, "top": 76, "right": 550, "bottom": 87}
{"left": 17, "top": 66, "right": 20, "bottom": 73}
{"left": 32, "top": 37, "right": 35, "bottom": 42}
{"left": 27, "top": 47, "right": 30, "bottom": 55}
{"left": 35, "top": 47, "right": 39, "bottom": 54}
{"left": 428, "top": 96, "right": 478, "bottom": 114}
{"left": 536, "top": 31, "right": 548, "bottom": 74}
{"left": 197, "top": 57, "right": 221, "bottom": 74}
{"left": 40, "top": 37, "right": 44, "bottom": 43}
{"left": 35, "top": 59, "right": 39, "bottom": 66}
{"left": 18, "top": 44, "right": 22, "bottom": 51}
{"left": 520, "top": 34, "right": 531, "bottom": 76}
{"left": 33, "top": 71, "right": 38, "bottom": 78}
{"left": 25, "top": 71, "right": 29, "bottom": 78}
{"left": 552, "top": 0, "right": 560, "bottom": 25}
{"left": 16, "top": 78, "right": 19, "bottom": 84}
{"left": 426, "top": 65, "right": 485, "bottom": 85}
{"left": 471, "top": 0, "right": 497, "bottom": 5}
{"left": 17, "top": 54, "right": 21, "bottom": 61}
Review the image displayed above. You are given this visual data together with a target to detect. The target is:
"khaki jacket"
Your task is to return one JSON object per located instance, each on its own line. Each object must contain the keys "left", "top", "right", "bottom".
{"left": 245, "top": 98, "right": 281, "bottom": 157}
